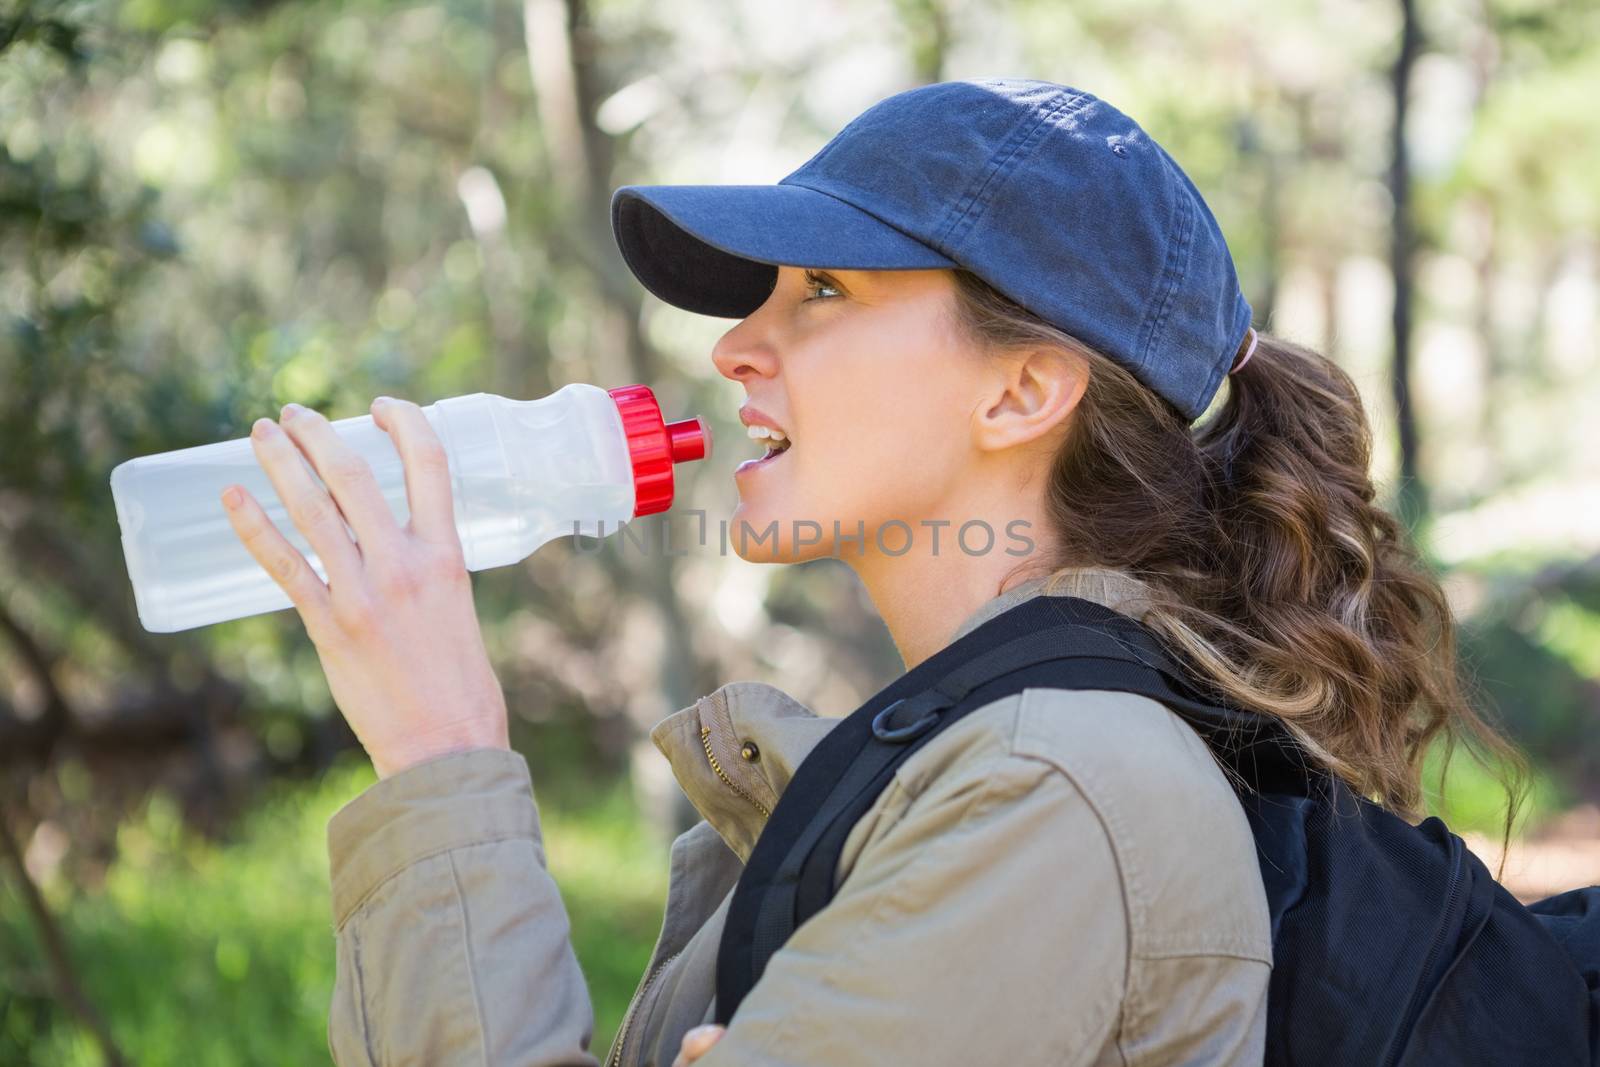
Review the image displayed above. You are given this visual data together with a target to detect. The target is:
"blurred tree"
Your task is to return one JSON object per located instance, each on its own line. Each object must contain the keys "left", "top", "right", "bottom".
{"left": 1389, "top": 0, "right": 1425, "bottom": 528}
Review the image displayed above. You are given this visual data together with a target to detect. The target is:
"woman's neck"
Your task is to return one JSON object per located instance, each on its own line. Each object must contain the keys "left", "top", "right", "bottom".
{"left": 848, "top": 504, "right": 1059, "bottom": 670}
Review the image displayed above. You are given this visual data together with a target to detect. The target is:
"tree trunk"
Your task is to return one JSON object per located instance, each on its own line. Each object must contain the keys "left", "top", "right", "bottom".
{"left": 0, "top": 815, "right": 129, "bottom": 1067}
{"left": 525, "top": 0, "right": 711, "bottom": 838}
{"left": 1388, "top": 0, "right": 1427, "bottom": 529}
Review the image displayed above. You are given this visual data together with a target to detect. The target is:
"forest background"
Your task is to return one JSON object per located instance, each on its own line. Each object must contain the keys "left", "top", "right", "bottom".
{"left": 2, "top": 0, "right": 1599, "bottom": 1062}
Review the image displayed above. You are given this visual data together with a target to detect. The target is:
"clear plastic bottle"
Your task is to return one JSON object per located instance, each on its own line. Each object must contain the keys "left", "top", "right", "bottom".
{"left": 110, "top": 383, "right": 710, "bottom": 633}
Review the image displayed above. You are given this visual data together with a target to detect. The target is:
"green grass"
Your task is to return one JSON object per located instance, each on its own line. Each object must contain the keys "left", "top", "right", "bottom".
{"left": 1, "top": 755, "right": 668, "bottom": 1066}
{"left": 2, "top": 735, "right": 1566, "bottom": 1065}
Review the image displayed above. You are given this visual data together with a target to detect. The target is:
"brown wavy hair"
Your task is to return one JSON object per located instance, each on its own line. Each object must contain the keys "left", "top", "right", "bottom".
{"left": 948, "top": 268, "right": 1526, "bottom": 844}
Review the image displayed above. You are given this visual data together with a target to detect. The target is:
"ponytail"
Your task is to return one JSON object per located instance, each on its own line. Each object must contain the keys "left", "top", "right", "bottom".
{"left": 949, "top": 269, "right": 1527, "bottom": 842}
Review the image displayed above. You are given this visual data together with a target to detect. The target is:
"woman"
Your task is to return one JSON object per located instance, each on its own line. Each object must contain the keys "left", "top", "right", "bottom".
{"left": 221, "top": 79, "right": 1518, "bottom": 1066}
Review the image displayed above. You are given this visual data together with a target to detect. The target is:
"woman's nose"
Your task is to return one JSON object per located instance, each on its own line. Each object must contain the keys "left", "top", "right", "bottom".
{"left": 710, "top": 319, "right": 780, "bottom": 383}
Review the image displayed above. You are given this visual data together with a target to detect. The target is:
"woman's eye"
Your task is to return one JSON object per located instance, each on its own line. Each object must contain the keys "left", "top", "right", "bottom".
{"left": 802, "top": 274, "right": 842, "bottom": 302}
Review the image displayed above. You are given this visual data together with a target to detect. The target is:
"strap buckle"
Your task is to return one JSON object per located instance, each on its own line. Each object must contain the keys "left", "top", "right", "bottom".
{"left": 871, "top": 693, "right": 948, "bottom": 743}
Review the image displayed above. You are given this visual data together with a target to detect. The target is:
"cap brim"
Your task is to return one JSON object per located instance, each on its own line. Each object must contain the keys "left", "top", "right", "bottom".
{"left": 610, "top": 183, "right": 957, "bottom": 318}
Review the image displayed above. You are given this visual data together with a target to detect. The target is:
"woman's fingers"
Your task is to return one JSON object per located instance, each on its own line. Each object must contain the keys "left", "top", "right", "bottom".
{"left": 672, "top": 1024, "right": 726, "bottom": 1066}
{"left": 369, "top": 397, "right": 460, "bottom": 547}
{"left": 248, "top": 417, "right": 365, "bottom": 590}
{"left": 220, "top": 483, "right": 335, "bottom": 639}
{"left": 276, "top": 402, "right": 404, "bottom": 556}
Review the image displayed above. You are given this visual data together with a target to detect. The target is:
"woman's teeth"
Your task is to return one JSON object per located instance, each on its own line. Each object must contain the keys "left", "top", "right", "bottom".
{"left": 747, "top": 424, "right": 791, "bottom": 458}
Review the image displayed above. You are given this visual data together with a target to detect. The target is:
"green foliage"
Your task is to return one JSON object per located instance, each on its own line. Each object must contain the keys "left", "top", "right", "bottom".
{"left": 1, "top": 755, "right": 668, "bottom": 1064}
{"left": 1423, "top": 736, "right": 1562, "bottom": 839}
{"left": 1454, "top": 560, "right": 1600, "bottom": 797}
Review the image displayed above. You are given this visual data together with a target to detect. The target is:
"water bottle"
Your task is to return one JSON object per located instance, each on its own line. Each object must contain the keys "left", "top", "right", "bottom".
{"left": 110, "top": 383, "right": 711, "bottom": 633}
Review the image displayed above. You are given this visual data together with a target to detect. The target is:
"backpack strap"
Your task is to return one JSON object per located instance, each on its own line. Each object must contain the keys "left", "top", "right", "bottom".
{"left": 714, "top": 594, "right": 1308, "bottom": 1025}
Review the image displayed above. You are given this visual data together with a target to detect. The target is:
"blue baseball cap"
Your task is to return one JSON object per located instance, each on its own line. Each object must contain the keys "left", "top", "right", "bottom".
{"left": 611, "top": 78, "right": 1254, "bottom": 422}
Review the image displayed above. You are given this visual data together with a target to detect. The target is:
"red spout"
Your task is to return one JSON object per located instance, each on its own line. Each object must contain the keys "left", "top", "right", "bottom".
{"left": 667, "top": 416, "right": 711, "bottom": 464}
{"left": 605, "top": 385, "right": 712, "bottom": 517}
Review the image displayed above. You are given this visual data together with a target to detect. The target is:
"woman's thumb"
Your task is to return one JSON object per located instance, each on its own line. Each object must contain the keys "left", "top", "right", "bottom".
{"left": 672, "top": 1023, "right": 727, "bottom": 1066}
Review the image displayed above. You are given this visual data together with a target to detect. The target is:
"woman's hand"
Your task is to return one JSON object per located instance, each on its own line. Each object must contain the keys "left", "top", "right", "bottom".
{"left": 220, "top": 398, "right": 509, "bottom": 779}
{"left": 672, "top": 1024, "right": 726, "bottom": 1067}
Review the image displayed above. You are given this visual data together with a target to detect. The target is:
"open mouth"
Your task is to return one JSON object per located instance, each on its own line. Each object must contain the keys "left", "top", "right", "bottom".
{"left": 737, "top": 424, "right": 792, "bottom": 473}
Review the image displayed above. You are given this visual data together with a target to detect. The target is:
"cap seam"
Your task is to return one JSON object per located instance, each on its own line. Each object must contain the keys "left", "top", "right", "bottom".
{"left": 933, "top": 88, "right": 1090, "bottom": 256}
{"left": 1135, "top": 168, "right": 1196, "bottom": 378}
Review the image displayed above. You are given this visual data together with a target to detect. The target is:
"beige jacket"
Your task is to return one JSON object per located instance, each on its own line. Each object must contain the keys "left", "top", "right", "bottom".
{"left": 325, "top": 568, "right": 1272, "bottom": 1066}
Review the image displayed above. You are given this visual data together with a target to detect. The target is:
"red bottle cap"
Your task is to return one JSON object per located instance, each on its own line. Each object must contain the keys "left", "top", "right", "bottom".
{"left": 606, "top": 385, "right": 713, "bottom": 517}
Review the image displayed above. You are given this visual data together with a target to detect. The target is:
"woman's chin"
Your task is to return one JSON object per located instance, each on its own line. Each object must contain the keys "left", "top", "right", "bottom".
{"left": 728, "top": 505, "right": 787, "bottom": 563}
{"left": 727, "top": 502, "right": 837, "bottom": 564}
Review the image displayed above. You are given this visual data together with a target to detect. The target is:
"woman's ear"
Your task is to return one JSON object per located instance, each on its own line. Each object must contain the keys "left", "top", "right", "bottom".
{"left": 971, "top": 345, "right": 1088, "bottom": 454}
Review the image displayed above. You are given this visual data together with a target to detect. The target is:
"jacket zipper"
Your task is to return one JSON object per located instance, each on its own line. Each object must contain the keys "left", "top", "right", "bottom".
{"left": 609, "top": 948, "right": 682, "bottom": 1067}
{"left": 609, "top": 719, "right": 764, "bottom": 1067}
{"left": 700, "top": 724, "right": 770, "bottom": 818}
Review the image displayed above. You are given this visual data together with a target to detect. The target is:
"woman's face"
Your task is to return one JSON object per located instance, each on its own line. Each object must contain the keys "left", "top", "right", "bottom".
{"left": 710, "top": 266, "right": 993, "bottom": 563}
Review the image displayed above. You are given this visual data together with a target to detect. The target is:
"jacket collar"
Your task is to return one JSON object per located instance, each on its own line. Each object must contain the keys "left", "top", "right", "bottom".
{"left": 649, "top": 566, "right": 1157, "bottom": 861}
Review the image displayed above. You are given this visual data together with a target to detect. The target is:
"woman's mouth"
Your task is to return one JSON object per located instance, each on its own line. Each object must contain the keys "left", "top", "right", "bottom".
{"left": 735, "top": 424, "right": 792, "bottom": 476}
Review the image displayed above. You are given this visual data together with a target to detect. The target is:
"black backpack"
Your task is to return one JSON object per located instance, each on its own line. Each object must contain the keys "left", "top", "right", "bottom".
{"left": 713, "top": 593, "right": 1600, "bottom": 1065}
